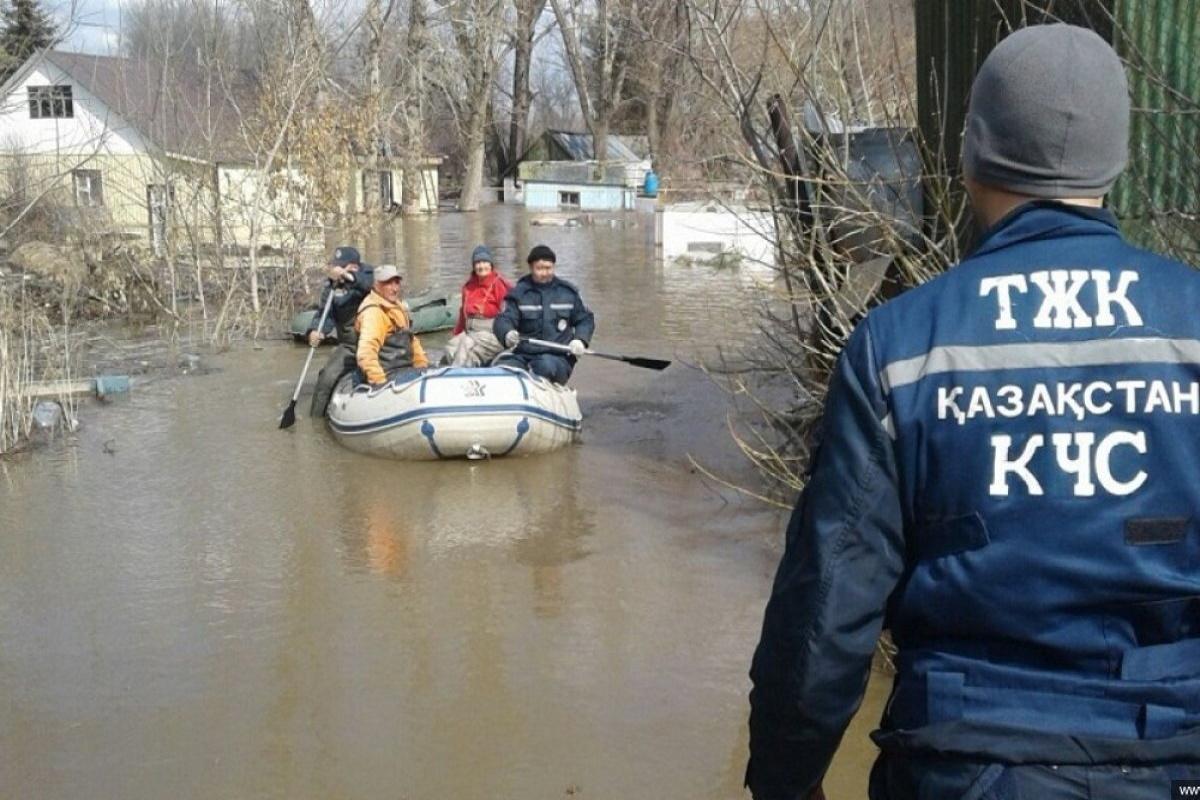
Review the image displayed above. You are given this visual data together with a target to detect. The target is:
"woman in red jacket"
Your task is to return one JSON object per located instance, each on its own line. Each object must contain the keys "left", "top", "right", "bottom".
{"left": 447, "top": 244, "right": 513, "bottom": 366}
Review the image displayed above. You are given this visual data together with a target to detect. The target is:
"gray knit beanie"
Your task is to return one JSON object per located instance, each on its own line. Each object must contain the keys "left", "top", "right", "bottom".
{"left": 963, "top": 24, "right": 1130, "bottom": 198}
{"left": 471, "top": 244, "right": 494, "bottom": 265}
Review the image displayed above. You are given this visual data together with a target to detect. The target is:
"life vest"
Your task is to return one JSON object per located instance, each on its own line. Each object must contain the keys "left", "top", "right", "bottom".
{"left": 355, "top": 292, "right": 421, "bottom": 381}
{"left": 377, "top": 327, "right": 415, "bottom": 373}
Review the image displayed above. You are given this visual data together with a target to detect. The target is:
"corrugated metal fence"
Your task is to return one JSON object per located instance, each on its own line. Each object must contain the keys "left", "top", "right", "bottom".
{"left": 914, "top": 0, "right": 1197, "bottom": 259}
{"left": 1110, "top": 0, "right": 1200, "bottom": 256}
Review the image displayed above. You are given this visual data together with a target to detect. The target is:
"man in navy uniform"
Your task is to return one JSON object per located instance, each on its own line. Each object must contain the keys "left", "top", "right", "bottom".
{"left": 308, "top": 245, "right": 374, "bottom": 417}
{"left": 494, "top": 244, "right": 595, "bottom": 384}
{"left": 747, "top": 24, "right": 1200, "bottom": 800}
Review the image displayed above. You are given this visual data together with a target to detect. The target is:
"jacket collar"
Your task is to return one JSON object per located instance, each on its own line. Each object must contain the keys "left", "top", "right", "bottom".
{"left": 362, "top": 289, "right": 402, "bottom": 310}
{"left": 971, "top": 201, "right": 1121, "bottom": 259}
{"left": 519, "top": 274, "right": 558, "bottom": 290}
{"left": 468, "top": 270, "right": 504, "bottom": 288}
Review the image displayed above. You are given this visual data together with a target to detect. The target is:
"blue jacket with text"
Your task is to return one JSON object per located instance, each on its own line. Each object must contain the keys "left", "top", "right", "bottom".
{"left": 746, "top": 202, "right": 1200, "bottom": 799}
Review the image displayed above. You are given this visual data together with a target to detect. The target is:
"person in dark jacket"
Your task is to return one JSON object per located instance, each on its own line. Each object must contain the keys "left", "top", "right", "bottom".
{"left": 493, "top": 244, "right": 595, "bottom": 384}
{"left": 746, "top": 24, "right": 1200, "bottom": 800}
{"left": 307, "top": 245, "right": 374, "bottom": 417}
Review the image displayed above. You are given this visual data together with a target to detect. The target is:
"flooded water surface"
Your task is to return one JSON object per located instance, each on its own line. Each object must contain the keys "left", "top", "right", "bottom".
{"left": 0, "top": 207, "right": 885, "bottom": 799}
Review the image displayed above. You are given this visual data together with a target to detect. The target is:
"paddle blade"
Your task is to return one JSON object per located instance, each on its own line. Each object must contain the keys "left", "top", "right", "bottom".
{"left": 279, "top": 400, "right": 298, "bottom": 429}
{"left": 625, "top": 356, "right": 671, "bottom": 371}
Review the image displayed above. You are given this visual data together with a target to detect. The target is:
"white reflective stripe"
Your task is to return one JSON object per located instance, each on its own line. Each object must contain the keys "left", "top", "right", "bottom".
{"left": 518, "top": 304, "right": 543, "bottom": 311}
{"left": 549, "top": 303, "right": 574, "bottom": 310}
{"left": 881, "top": 412, "right": 896, "bottom": 440}
{"left": 880, "top": 337, "right": 1200, "bottom": 393}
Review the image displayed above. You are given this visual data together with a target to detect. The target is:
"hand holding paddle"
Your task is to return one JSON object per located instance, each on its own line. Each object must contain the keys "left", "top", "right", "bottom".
{"left": 525, "top": 338, "right": 670, "bottom": 371}
{"left": 280, "top": 286, "right": 336, "bottom": 429}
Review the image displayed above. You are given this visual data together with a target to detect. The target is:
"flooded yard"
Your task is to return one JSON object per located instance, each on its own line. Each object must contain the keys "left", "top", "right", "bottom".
{"left": 0, "top": 206, "right": 885, "bottom": 799}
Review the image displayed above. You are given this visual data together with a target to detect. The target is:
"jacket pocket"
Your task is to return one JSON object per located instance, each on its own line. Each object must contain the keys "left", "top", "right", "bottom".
{"left": 909, "top": 761, "right": 1008, "bottom": 800}
{"left": 913, "top": 512, "right": 990, "bottom": 560}
{"left": 962, "top": 763, "right": 1009, "bottom": 800}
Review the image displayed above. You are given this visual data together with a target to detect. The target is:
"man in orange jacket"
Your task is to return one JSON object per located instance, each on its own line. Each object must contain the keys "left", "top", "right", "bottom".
{"left": 355, "top": 264, "right": 429, "bottom": 387}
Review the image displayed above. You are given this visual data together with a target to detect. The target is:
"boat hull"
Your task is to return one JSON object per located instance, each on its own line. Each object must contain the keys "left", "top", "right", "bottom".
{"left": 327, "top": 366, "right": 581, "bottom": 460}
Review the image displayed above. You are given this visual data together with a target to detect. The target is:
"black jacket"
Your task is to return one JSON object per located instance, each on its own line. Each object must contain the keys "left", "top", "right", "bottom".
{"left": 307, "top": 264, "right": 375, "bottom": 342}
{"left": 493, "top": 274, "right": 595, "bottom": 358}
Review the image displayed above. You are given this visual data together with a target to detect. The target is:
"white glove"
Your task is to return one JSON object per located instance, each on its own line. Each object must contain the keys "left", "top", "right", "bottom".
{"left": 568, "top": 339, "right": 587, "bottom": 357}
{"left": 505, "top": 330, "right": 520, "bottom": 348}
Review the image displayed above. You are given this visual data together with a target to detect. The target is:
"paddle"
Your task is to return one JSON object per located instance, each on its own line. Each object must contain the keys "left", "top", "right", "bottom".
{"left": 526, "top": 337, "right": 671, "bottom": 371}
{"left": 279, "top": 286, "right": 336, "bottom": 429}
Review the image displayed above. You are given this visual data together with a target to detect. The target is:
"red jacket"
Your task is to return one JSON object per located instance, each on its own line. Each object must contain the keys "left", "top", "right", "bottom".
{"left": 453, "top": 271, "right": 513, "bottom": 334}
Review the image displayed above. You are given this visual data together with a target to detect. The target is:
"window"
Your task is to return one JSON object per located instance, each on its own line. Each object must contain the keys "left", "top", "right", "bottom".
{"left": 378, "top": 170, "right": 393, "bottom": 209}
{"left": 28, "top": 85, "right": 74, "bottom": 119}
{"left": 72, "top": 170, "right": 104, "bottom": 207}
{"left": 558, "top": 190, "right": 581, "bottom": 208}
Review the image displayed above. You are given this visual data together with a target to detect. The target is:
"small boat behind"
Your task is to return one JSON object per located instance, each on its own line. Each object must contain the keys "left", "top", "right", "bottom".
{"left": 327, "top": 366, "right": 582, "bottom": 460}
{"left": 290, "top": 290, "right": 461, "bottom": 341}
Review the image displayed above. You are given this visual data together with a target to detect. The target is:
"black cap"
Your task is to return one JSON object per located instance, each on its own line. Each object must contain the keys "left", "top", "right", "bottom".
{"left": 329, "top": 246, "right": 361, "bottom": 266}
{"left": 527, "top": 244, "right": 556, "bottom": 264}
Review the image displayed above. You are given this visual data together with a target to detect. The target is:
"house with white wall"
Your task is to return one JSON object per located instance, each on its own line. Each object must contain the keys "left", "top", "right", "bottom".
{"left": 0, "top": 50, "right": 441, "bottom": 253}
{"left": 512, "top": 130, "right": 649, "bottom": 211}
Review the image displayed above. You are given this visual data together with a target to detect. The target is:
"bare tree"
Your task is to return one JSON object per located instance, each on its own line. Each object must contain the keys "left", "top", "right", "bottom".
{"left": 548, "top": 0, "right": 631, "bottom": 161}
{"left": 431, "top": 0, "right": 506, "bottom": 211}
{"left": 507, "top": 0, "right": 547, "bottom": 172}
{"left": 528, "top": 60, "right": 581, "bottom": 132}
{"left": 362, "top": 0, "right": 392, "bottom": 216}
{"left": 620, "top": 0, "right": 687, "bottom": 167}
{"left": 676, "top": 0, "right": 931, "bottom": 497}
{"left": 396, "top": 0, "right": 430, "bottom": 214}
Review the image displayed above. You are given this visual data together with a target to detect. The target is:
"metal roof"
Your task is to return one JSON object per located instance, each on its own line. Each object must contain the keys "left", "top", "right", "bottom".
{"left": 41, "top": 50, "right": 253, "bottom": 161}
{"left": 546, "top": 129, "right": 642, "bottom": 162}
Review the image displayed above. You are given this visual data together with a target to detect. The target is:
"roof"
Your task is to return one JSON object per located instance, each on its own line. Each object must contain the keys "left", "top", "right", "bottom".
{"left": 22, "top": 50, "right": 253, "bottom": 161}
{"left": 614, "top": 134, "right": 650, "bottom": 158}
{"left": 545, "top": 129, "right": 642, "bottom": 162}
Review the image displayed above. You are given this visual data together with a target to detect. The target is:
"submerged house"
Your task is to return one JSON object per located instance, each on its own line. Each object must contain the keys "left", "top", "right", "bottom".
{"left": 0, "top": 50, "right": 441, "bottom": 254}
{"left": 513, "top": 129, "right": 649, "bottom": 211}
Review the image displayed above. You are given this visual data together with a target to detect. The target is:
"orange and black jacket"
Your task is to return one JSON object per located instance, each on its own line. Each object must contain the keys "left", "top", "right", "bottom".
{"left": 354, "top": 291, "right": 429, "bottom": 385}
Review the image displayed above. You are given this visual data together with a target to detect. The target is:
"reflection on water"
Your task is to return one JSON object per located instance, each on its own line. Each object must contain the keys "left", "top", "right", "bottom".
{"left": 0, "top": 206, "right": 884, "bottom": 800}
{"left": 340, "top": 454, "right": 595, "bottom": 624}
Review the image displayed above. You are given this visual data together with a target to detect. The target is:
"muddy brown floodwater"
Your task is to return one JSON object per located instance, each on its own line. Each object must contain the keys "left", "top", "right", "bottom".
{"left": 0, "top": 206, "right": 886, "bottom": 799}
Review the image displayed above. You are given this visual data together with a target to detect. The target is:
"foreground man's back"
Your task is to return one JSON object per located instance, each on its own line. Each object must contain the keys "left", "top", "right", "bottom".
{"left": 746, "top": 23, "right": 1200, "bottom": 800}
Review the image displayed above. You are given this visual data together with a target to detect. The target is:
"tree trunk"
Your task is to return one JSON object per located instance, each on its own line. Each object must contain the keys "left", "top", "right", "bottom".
{"left": 292, "top": 0, "right": 321, "bottom": 64}
{"left": 400, "top": 0, "right": 427, "bottom": 215}
{"left": 550, "top": 0, "right": 627, "bottom": 165}
{"left": 459, "top": 89, "right": 490, "bottom": 211}
{"left": 591, "top": 115, "right": 609, "bottom": 162}
{"left": 451, "top": 0, "right": 501, "bottom": 211}
{"left": 364, "top": 0, "right": 384, "bottom": 215}
{"left": 508, "top": 0, "right": 546, "bottom": 175}
{"left": 645, "top": 89, "right": 659, "bottom": 162}
{"left": 459, "top": 134, "right": 486, "bottom": 211}
{"left": 657, "top": 92, "right": 679, "bottom": 172}
{"left": 548, "top": 0, "right": 594, "bottom": 125}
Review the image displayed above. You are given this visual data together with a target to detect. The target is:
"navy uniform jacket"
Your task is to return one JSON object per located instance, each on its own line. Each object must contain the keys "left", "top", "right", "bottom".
{"left": 747, "top": 203, "right": 1200, "bottom": 799}
{"left": 493, "top": 274, "right": 595, "bottom": 358}
{"left": 307, "top": 263, "right": 375, "bottom": 342}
